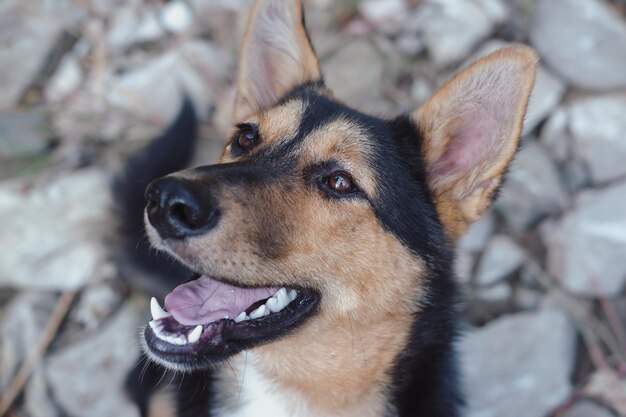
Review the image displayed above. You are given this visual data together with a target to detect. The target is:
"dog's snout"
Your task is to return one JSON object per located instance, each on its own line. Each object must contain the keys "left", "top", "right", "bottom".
{"left": 145, "top": 177, "right": 219, "bottom": 239}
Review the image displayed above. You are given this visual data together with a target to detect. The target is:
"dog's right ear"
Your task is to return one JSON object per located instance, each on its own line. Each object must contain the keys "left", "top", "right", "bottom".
{"left": 233, "top": 0, "right": 322, "bottom": 121}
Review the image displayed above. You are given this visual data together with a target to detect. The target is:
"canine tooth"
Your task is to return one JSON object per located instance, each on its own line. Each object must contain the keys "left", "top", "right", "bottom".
{"left": 187, "top": 325, "right": 202, "bottom": 343}
{"left": 250, "top": 304, "right": 269, "bottom": 319}
{"left": 234, "top": 312, "right": 248, "bottom": 323}
{"left": 288, "top": 289, "right": 298, "bottom": 301}
{"left": 150, "top": 297, "right": 170, "bottom": 320}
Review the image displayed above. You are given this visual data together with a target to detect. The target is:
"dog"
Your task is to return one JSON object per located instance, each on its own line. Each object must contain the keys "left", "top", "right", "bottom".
{"left": 123, "top": 0, "right": 537, "bottom": 415}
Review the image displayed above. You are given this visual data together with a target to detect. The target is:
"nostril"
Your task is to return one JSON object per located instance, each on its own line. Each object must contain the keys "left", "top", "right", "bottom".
{"left": 169, "top": 202, "right": 202, "bottom": 229}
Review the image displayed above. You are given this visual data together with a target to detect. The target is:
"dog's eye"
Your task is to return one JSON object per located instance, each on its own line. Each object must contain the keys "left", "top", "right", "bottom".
{"left": 326, "top": 172, "right": 356, "bottom": 193}
{"left": 236, "top": 125, "right": 259, "bottom": 151}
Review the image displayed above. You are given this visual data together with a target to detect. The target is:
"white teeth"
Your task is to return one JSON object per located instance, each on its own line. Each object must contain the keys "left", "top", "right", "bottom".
{"left": 276, "top": 288, "right": 289, "bottom": 308}
{"left": 150, "top": 297, "right": 171, "bottom": 320}
{"left": 234, "top": 311, "right": 249, "bottom": 323}
{"left": 148, "top": 320, "right": 162, "bottom": 332}
{"left": 266, "top": 296, "right": 281, "bottom": 313}
{"left": 288, "top": 289, "right": 298, "bottom": 301}
{"left": 187, "top": 325, "right": 203, "bottom": 343}
{"left": 250, "top": 304, "right": 269, "bottom": 319}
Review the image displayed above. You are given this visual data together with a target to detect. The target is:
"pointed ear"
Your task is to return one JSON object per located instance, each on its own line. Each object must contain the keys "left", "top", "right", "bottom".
{"left": 233, "top": 0, "right": 322, "bottom": 121}
{"left": 414, "top": 45, "right": 538, "bottom": 240}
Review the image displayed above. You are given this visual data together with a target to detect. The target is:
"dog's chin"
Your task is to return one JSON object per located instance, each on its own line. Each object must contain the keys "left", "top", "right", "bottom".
{"left": 143, "top": 272, "right": 320, "bottom": 371}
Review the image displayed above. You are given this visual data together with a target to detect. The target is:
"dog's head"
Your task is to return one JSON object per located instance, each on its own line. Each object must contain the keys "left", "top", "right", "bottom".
{"left": 142, "top": 0, "right": 536, "bottom": 377}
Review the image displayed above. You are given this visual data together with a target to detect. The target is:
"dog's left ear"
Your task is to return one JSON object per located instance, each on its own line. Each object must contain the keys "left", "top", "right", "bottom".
{"left": 233, "top": 0, "right": 322, "bottom": 121}
{"left": 414, "top": 45, "right": 538, "bottom": 240}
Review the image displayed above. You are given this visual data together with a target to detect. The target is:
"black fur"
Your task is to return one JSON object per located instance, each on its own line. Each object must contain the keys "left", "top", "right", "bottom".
{"left": 113, "top": 98, "right": 197, "bottom": 292}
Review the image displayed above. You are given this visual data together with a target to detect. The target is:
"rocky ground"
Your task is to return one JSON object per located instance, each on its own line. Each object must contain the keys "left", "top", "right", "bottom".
{"left": 1, "top": 0, "right": 625, "bottom": 416}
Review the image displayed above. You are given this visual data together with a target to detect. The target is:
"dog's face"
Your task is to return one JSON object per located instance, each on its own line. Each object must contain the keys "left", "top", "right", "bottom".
{"left": 142, "top": 0, "right": 537, "bottom": 377}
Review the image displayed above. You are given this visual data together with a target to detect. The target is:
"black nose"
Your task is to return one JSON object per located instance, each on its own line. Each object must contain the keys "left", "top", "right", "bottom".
{"left": 145, "top": 177, "right": 219, "bottom": 239}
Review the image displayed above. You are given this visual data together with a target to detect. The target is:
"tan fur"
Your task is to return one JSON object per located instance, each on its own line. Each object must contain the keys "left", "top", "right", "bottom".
{"left": 234, "top": 0, "right": 321, "bottom": 121}
{"left": 414, "top": 45, "right": 537, "bottom": 240}
{"left": 147, "top": 391, "right": 176, "bottom": 417}
{"left": 222, "top": 99, "right": 306, "bottom": 162}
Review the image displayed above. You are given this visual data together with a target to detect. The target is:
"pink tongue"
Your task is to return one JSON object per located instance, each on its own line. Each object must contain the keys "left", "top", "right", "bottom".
{"left": 164, "top": 275, "right": 278, "bottom": 326}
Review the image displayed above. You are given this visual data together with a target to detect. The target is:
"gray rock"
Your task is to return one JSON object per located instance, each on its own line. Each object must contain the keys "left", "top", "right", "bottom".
{"left": 540, "top": 108, "right": 572, "bottom": 164}
{"left": 561, "top": 401, "right": 615, "bottom": 417}
{"left": 495, "top": 141, "right": 568, "bottom": 230}
{"left": 0, "top": 110, "right": 50, "bottom": 157}
{"left": 0, "top": 292, "right": 57, "bottom": 391}
{"left": 412, "top": 0, "right": 507, "bottom": 68}
{"left": 475, "top": 282, "right": 512, "bottom": 303}
{"left": 568, "top": 94, "right": 626, "bottom": 183}
{"left": 0, "top": 3, "right": 63, "bottom": 109}
{"left": 523, "top": 66, "right": 567, "bottom": 135}
{"left": 45, "top": 54, "right": 83, "bottom": 102}
{"left": 462, "top": 309, "right": 575, "bottom": 417}
{"left": 24, "top": 369, "right": 59, "bottom": 417}
{"left": 359, "top": 0, "right": 407, "bottom": 35}
{"left": 45, "top": 301, "right": 143, "bottom": 417}
{"left": 475, "top": 235, "right": 525, "bottom": 286}
{"left": 530, "top": 0, "right": 626, "bottom": 91}
{"left": 0, "top": 170, "right": 113, "bottom": 290}
{"left": 459, "top": 212, "right": 496, "bottom": 253}
{"left": 543, "top": 181, "right": 626, "bottom": 297}
{"left": 323, "top": 41, "right": 390, "bottom": 114}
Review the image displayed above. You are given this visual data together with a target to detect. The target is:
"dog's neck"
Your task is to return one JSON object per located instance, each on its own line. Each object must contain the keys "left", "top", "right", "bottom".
{"left": 213, "top": 311, "right": 412, "bottom": 417}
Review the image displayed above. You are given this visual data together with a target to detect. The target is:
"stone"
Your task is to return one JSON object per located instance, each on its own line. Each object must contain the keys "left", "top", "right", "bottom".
{"left": 455, "top": 252, "right": 475, "bottom": 284}
{"left": 583, "top": 370, "right": 626, "bottom": 416}
{"left": 107, "top": 40, "right": 227, "bottom": 127}
{"left": 107, "top": 5, "right": 165, "bottom": 51}
{"left": 540, "top": 108, "right": 572, "bottom": 163}
{"left": 459, "top": 212, "right": 496, "bottom": 253}
{"left": 530, "top": 0, "right": 626, "bottom": 91}
{"left": 523, "top": 66, "right": 567, "bottom": 135}
{"left": 476, "top": 282, "right": 512, "bottom": 303}
{"left": 495, "top": 141, "right": 568, "bottom": 230}
{"left": 45, "top": 54, "right": 83, "bottom": 102}
{"left": 359, "top": 0, "right": 407, "bottom": 34}
{"left": 24, "top": 369, "right": 59, "bottom": 417}
{"left": 0, "top": 110, "right": 50, "bottom": 157}
{"left": 462, "top": 309, "right": 575, "bottom": 417}
{"left": 44, "top": 301, "right": 143, "bottom": 417}
{"left": 411, "top": 0, "right": 507, "bottom": 68}
{"left": 0, "top": 293, "right": 57, "bottom": 391}
{"left": 323, "top": 41, "right": 390, "bottom": 114}
{"left": 568, "top": 94, "right": 626, "bottom": 183}
{"left": 0, "top": 3, "right": 63, "bottom": 109}
{"left": 161, "top": 1, "right": 194, "bottom": 34}
{"left": 561, "top": 401, "right": 615, "bottom": 417}
{"left": 543, "top": 181, "right": 626, "bottom": 297}
{"left": 0, "top": 170, "right": 113, "bottom": 290}
{"left": 475, "top": 236, "right": 525, "bottom": 286}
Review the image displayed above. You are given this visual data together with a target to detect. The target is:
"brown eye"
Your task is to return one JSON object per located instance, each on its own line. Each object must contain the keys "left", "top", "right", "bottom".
{"left": 236, "top": 126, "right": 259, "bottom": 151}
{"left": 327, "top": 172, "right": 355, "bottom": 193}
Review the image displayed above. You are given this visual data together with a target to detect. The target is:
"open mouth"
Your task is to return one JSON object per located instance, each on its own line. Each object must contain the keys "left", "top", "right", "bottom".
{"left": 144, "top": 274, "right": 319, "bottom": 369}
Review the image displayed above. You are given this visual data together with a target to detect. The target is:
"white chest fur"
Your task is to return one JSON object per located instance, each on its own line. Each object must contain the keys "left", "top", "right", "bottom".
{"left": 213, "top": 353, "right": 308, "bottom": 417}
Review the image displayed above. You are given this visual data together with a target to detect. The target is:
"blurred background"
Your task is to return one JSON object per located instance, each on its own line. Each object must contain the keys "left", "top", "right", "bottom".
{"left": 1, "top": 0, "right": 626, "bottom": 416}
